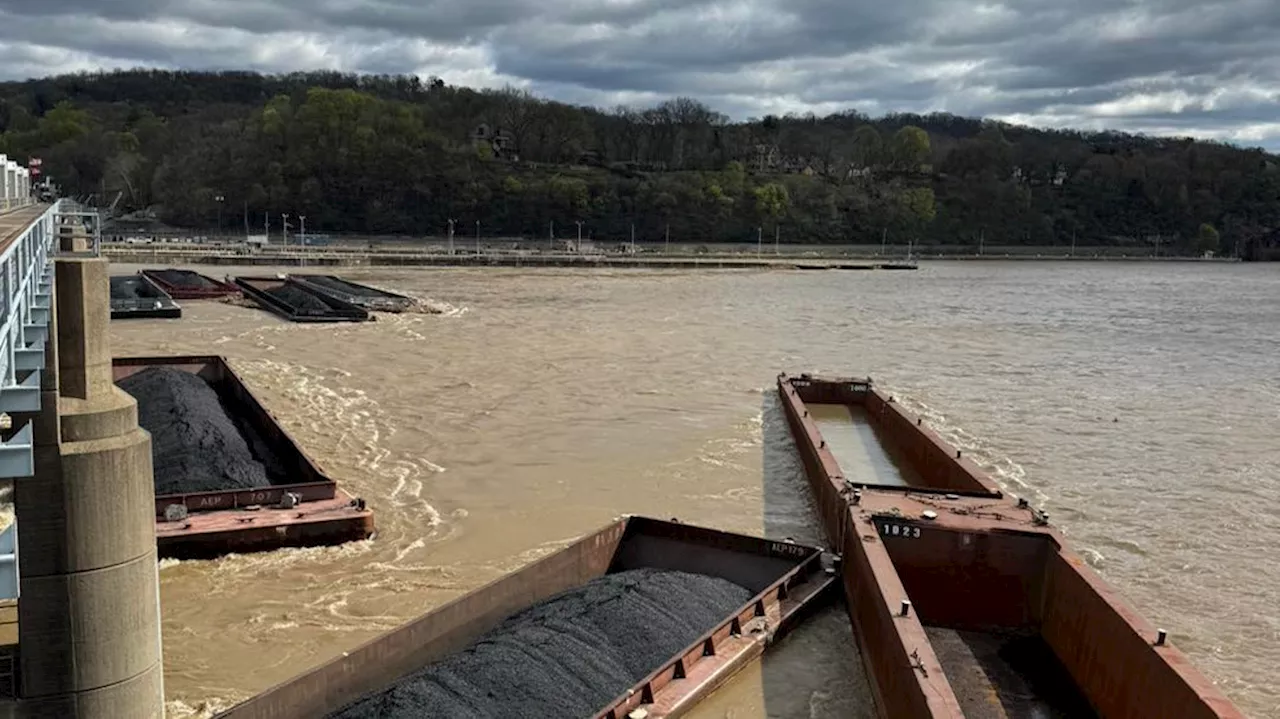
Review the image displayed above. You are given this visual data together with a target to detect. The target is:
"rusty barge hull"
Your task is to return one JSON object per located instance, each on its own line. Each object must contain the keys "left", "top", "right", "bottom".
{"left": 141, "top": 268, "right": 241, "bottom": 299}
{"left": 213, "top": 516, "right": 837, "bottom": 719}
{"left": 777, "top": 373, "right": 1243, "bottom": 719}
{"left": 113, "top": 355, "right": 374, "bottom": 559}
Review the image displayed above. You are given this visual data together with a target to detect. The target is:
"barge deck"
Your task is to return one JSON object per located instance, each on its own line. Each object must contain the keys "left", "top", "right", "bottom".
{"left": 777, "top": 372, "right": 1243, "bottom": 719}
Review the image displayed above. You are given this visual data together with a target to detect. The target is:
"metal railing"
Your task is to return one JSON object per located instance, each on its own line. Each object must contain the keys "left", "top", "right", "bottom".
{"left": 0, "top": 200, "right": 63, "bottom": 478}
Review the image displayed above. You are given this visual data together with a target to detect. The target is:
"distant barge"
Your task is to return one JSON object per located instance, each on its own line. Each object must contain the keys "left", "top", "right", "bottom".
{"left": 234, "top": 276, "right": 371, "bottom": 323}
{"left": 212, "top": 516, "right": 837, "bottom": 719}
{"left": 289, "top": 274, "right": 416, "bottom": 313}
{"left": 141, "top": 268, "right": 240, "bottom": 300}
{"left": 113, "top": 355, "right": 374, "bottom": 560}
{"left": 109, "top": 274, "right": 182, "bottom": 319}
{"left": 777, "top": 373, "right": 1243, "bottom": 719}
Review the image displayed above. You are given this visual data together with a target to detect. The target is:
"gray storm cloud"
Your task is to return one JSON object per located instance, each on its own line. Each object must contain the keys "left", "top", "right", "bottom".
{"left": 0, "top": 0, "right": 1277, "bottom": 147}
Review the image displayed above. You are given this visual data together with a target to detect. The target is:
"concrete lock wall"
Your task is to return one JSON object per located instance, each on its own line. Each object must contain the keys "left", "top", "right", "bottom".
{"left": 15, "top": 258, "right": 165, "bottom": 719}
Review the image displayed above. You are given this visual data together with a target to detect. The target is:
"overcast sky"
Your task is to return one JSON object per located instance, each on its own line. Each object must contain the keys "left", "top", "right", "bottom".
{"left": 1, "top": 0, "right": 1278, "bottom": 148}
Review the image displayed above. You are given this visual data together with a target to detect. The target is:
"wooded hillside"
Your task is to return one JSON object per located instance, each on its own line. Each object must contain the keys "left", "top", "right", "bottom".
{"left": 1, "top": 70, "right": 1276, "bottom": 252}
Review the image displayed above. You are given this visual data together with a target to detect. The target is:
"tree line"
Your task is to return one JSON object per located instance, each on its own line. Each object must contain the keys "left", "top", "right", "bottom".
{"left": 0, "top": 69, "right": 1276, "bottom": 254}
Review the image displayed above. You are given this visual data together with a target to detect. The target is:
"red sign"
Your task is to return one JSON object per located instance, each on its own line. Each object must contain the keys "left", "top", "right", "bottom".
{"left": 27, "top": 157, "right": 41, "bottom": 176}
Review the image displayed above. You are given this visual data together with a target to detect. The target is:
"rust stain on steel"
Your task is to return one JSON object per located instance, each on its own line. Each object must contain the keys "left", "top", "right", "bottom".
{"left": 776, "top": 372, "right": 1246, "bottom": 719}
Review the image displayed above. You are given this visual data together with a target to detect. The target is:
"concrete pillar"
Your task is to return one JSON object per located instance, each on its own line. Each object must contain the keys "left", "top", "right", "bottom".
{"left": 14, "top": 258, "right": 164, "bottom": 718}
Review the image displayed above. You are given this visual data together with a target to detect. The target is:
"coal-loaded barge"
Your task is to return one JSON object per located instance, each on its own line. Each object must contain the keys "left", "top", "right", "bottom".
{"left": 141, "top": 268, "right": 241, "bottom": 299}
{"left": 197, "top": 372, "right": 1244, "bottom": 718}
{"left": 776, "top": 373, "right": 1243, "bottom": 718}
{"left": 289, "top": 274, "right": 416, "bottom": 313}
{"left": 109, "top": 273, "right": 182, "bottom": 319}
{"left": 235, "top": 276, "right": 371, "bottom": 323}
{"left": 213, "top": 516, "right": 837, "bottom": 719}
{"left": 113, "top": 355, "right": 374, "bottom": 559}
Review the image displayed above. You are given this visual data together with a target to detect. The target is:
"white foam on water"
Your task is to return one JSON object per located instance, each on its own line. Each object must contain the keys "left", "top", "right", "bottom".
{"left": 895, "top": 394, "right": 1051, "bottom": 508}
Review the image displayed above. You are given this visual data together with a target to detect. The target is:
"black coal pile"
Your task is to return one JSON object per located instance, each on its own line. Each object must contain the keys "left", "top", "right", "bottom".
{"left": 151, "top": 269, "right": 219, "bottom": 289}
{"left": 329, "top": 568, "right": 752, "bottom": 719}
{"left": 268, "top": 284, "right": 332, "bottom": 312}
{"left": 118, "top": 367, "right": 273, "bottom": 495}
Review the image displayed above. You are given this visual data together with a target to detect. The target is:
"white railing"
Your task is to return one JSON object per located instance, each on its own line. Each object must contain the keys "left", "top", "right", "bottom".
{"left": 0, "top": 198, "right": 35, "bottom": 214}
{"left": 0, "top": 200, "right": 61, "bottom": 478}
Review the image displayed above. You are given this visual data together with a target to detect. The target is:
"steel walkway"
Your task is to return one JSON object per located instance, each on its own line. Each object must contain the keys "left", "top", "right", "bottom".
{"left": 0, "top": 200, "right": 99, "bottom": 601}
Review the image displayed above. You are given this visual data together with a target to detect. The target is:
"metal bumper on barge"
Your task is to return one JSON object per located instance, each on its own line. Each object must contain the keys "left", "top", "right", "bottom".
{"left": 213, "top": 516, "right": 838, "bottom": 719}
{"left": 777, "top": 372, "right": 1243, "bottom": 719}
{"left": 113, "top": 355, "right": 374, "bottom": 559}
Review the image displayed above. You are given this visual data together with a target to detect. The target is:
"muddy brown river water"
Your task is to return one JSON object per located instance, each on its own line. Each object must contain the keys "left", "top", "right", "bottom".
{"left": 100, "top": 261, "right": 1278, "bottom": 719}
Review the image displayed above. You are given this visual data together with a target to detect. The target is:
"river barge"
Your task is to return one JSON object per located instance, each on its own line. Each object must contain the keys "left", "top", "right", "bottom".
{"left": 109, "top": 274, "right": 182, "bottom": 319}
{"left": 777, "top": 372, "right": 1243, "bottom": 719}
{"left": 234, "top": 276, "right": 370, "bottom": 323}
{"left": 212, "top": 515, "right": 837, "bottom": 719}
{"left": 113, "top": 355, "right": 375, "bottom": 560}
{"left": 141, "top": 268, "right": 241, "bottom": 300}
{"left": 288, "top": 274, "right": 416, "bottom": 313}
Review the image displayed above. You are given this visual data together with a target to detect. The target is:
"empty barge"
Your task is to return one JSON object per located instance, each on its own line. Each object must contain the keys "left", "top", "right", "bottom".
{"left": 777, "top": 373, "right": 1244, "bottom": 719}
{"left": 113, "top": 355, "right": 374, "bottom": 560}
{"left": 141, "top": 268, "right": 241, "bottom": 299}
{"left": 109, "top": 273, "right": 182, "bottom": 319}
{"left": 234, "top": 276, "right": 371, "bottom": 323}
{"left": 289, "top": 274, "right": 416, "bottom": 312}
{"left": 213, "top": 516, "right": 837, "bottom": 719}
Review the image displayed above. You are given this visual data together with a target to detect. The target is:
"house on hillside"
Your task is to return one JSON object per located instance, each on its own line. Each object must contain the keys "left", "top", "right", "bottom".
{"left": 472, "top": 123, "right": 517, "bottom": 160}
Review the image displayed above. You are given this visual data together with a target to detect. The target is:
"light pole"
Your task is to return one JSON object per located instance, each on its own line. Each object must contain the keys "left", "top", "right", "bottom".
{"left": 665, "top": 223, "right": 670, "bottom": 254}
{"left": 282, "top": 213, "right": 291, "bottom": 246}
{"left": 549, "top": 220, "right": 554, "bottom": 251}
{"left": 630, "top": 223, "right": 636, "bottom": 254}
{"left": 299, "top": 215, "right": 307, "bottom": 246}
{"left": 774, "top": 224, "right": 780, "bottom": 255}
{"left": 447, "top": 219, "right": 455, "bottom": 255}
{"left": 475, "top": 220, "right": 480, "bottom": 255}
{"left": 575, "top": 220, "right": 583, "bottom": 246}
{"left": 215, "top": 194, "right": 224, "bottom": 236}
{"left": 757, "top": 226, "right": 762, "bottom": 258}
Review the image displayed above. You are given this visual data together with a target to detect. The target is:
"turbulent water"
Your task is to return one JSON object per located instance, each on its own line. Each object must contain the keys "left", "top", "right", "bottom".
{"left": 101, "top": 262, "right": 1279, "bottom": 719}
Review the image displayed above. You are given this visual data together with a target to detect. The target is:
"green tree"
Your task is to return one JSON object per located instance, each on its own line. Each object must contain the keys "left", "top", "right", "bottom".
{"left": 1197, "top": 223, "right": 1220, "bottom": 255}
{"left": 890, "top": 126, "right": 930, "bottom": 170}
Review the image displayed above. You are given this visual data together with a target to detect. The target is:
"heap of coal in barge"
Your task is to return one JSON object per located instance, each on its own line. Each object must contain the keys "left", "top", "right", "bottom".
{"left": 267, "top": 283, "right": 332, "bottom": 312}
{"left": 328, "top": 568, "right": 752, "bottom": 719}
{"left": 149, "top": 269, "right": 222, "bottom": 291}
{"left": 118, "top": 367, "right": 279, "bottom": 495}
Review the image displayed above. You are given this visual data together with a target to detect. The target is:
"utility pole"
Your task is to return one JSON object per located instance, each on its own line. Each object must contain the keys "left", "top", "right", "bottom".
{"left": 299, "top": 215, "right": 306, "bottom": 246}
{"left": 549, "top": 220, "right": 554, "bottom": 250}
{"left": 757, "top": 226, "right": 763, "bottom": 258}
{"left": 264, "top": 212, "right": 269, "bottom": 243}
{"left": 979, "top": 229, "right": 985, "bottom": 257}
{"left": 215, "top": 194, "right": 224, "bottom": 235}
{"left": 282, "top": 213, "right": 291, "bottom": 246}
{"left": 1070, "top": 230, "right": 1076, "bottom": 257}
{"left": 665, "top": 223, "right": 670, "bottom": 254}
{"left": 243, "top": 200, "right": 249, "bottom": 236}
{"left": 575, "top": 220, "right": 583, "bottom": 245}
{"left": 775, "top": 224, "right": 780, "bottom": 255}
{"left": 881, "top": 227, "right": 887, "bottom": 256}
{"left": 475, "top": 220, "right": 480, "bottom": 255}
{"left": 630, "top": 223, "right": 636, "bottom": 254}
{"left": 447, "top": 219, "right": 455, "bottom": 255}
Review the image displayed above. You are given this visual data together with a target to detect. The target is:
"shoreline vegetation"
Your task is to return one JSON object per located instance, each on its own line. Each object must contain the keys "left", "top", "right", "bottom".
{"left": 3, "top": 69, "right": 1277, "bottom": 258}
